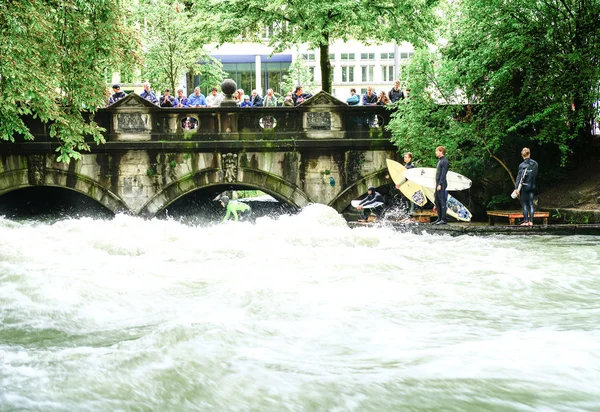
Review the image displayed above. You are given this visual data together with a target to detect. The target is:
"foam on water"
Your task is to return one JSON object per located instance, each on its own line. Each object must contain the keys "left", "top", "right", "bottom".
{"left": 1, "top": 206, "right": 600, "bottom": 411}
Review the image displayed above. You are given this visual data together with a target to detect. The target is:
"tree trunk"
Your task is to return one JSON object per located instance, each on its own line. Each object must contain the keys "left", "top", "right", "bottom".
{"left": 319, "top": 41, "right": 331, "bottom": 94}
{"left": 186, "top": 70, "right": 194, "bottom": 94}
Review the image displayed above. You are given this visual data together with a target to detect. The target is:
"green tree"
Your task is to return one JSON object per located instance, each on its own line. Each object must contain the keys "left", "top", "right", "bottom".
{"left": 0, "top": 0, "right": 139, "bottom": 162}
{"left": 133, "top": 0, "right": 225, "bottom": 94}
{"left": 198, "top": 0, "right": 439, "bottom": 93}
{"left": 390, "top": 0, "right": 600, "bottom": 183}
{"left": 280, "top": 53, "right": 316, "bottom": 95}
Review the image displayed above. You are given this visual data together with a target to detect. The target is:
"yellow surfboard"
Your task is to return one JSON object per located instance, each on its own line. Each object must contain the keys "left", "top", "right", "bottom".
{"left": 386, "top": 159, "right": 428, "bottom": 207}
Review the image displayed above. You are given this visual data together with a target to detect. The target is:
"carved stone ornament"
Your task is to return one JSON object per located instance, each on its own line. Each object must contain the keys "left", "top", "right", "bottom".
{"left": 307, "top": 112, "right": 331, "bottom": 130}
{"left": 27, "top": 155, "right": 46, "bottom": 185}
{"left": 116, "top": 113, "right": 151, "bottom": 132}
{"left": 221, "top": 153, "right": 238, "bottom": 183}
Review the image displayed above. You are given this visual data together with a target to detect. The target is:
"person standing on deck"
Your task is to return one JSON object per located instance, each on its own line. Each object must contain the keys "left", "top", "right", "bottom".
{"left": 395, "top": 152, "right": 416, "bottom": 216}
{"left": 514, "top": 147, "right": 539, "bottom": 226}
{"left": 432, "top": 146, "right": 448, "bottom": 225}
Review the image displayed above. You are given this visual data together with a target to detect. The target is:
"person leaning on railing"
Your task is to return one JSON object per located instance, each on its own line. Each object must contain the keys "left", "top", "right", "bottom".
{"left": 159, "top": 89, "right": 175, "bottom": 107}
{"left": 140, "top": 81, "right": 159, "bottom": 105}
{"left": 362, "top": 87, "right": 378, "bottom": 106}
{"left": 174, "top": 88, "right": 189, "bottom": 108}
{"left": 346, "top": 88, "right": 360, "bottom": 106}
{"left": 107, "top": 84, "right": 127, "bottom": 106}
{"left": 263, "top": 89, "right": 278, "bottom": 107}
{"left": 187, "top": 87, "right": 207, "bottom": 107}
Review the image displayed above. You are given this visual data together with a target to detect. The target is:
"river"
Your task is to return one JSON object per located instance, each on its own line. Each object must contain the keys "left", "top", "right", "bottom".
{"left": 1, "top": 204, "right": 599, "bottom": 411}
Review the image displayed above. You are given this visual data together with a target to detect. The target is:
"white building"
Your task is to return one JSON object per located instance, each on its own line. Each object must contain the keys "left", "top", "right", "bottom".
{"left": 205, "top": 39, "right": 414, "bottom": 101}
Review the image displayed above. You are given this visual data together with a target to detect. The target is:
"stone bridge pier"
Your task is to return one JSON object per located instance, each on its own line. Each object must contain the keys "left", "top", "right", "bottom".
{"left": 0, "top": 91, "right": 398, "bottom": 217}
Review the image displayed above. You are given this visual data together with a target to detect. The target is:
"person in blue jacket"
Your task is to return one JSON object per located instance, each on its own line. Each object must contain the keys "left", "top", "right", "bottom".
{"left": 140, "top": 82, "right": 159, "bottom": 105}
{"left": 187, "top": 87, "right": 207, "bottom": 107}
{"left": 362, "top": 87, "right": 378, "bottom": 106}
{"left": 239, "top": 95, "right": 252, "bottom": 107}
{"left": 346, "top": 88, "right": 360, "bottom": 106}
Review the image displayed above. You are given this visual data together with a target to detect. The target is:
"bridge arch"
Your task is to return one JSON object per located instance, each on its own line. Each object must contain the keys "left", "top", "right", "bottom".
{"left": 329, "top": 169, "right": 391, "bottom": 212}
{"left": 0, "top": 167, "right": 128, "bottom": 215}
{"left": 138, "top": 167, "right": 312, "bottom": 218}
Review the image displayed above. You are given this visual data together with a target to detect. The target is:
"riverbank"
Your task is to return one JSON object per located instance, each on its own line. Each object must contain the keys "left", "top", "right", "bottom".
{"left": 348, "top": 221, "right": 600, "bottom": 236}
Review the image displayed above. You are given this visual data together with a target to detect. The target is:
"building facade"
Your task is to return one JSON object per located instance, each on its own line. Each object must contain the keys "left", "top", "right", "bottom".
{"left": 205, "top": 39, "right": 414, "bottom": 100}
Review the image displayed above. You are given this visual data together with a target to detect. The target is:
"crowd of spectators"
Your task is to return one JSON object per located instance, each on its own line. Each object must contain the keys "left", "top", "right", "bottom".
{"left": 105, "top": 80, "right": 407, "bottom": 109}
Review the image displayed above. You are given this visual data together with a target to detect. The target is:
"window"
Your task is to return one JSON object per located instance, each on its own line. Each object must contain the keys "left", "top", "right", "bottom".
{"left": 329, "top": 53, "right": 335, "bottom": 60}
{"left": 341, "top": 66, "right": 354, "bottom": 83}
{"left": 308, "top": 66, "right": 315, "bottom": 82}
{"left": 361, "top": 65, "right": 374, "bottom": 82}
{"left": 400, "top": 52, "right": 409, "bottom": 59}
{"left": 360, "top": 88, "right": 367, "bottom": 95}
{"left": 263, "top": 62, "right": 291, "bottom": 95}
{"left": 302, "top": 53, "right": 316, "bottom": 62}
{"left": 218, "top": 63, "right": 256, "bottom": 93}
{"left": 360, "top": 53, "right": 375, "bottom": 60}
{"left": 382, "top": 65, "right": 394, "bottom": 82}
{"left": 260, "top": 26, "right": 272, "bottom": 39}
{"left": 340, "top": 53, "right": 355, "bottom": 61}
{"left": 380, "top": 52, "right": 395, "bottom": 60}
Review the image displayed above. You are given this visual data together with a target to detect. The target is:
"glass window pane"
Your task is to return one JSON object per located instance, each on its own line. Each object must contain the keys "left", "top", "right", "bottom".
{"left": 349, "top": 53, "right": 355, "bottom": 60}
{"left": 349, "top": 66, "right": 354, "bottom": 82}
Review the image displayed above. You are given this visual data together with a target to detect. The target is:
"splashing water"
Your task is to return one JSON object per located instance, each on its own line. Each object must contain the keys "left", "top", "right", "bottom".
{"left": 1, "top": 205, "right": 599, "bottom": 411}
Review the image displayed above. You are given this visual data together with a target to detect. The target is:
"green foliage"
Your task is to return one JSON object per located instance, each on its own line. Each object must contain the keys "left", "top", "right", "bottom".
{"left": 0, "top": 0, "right": 139, "bottom": 161}
{"left": 133, "top": 0, "right": 225, "bottom": 94}
{"left": 196, "top": 0, "right": 440, "bottom": 93}
{"left": 236, "top": 190, "right": 266, "bottom": 198}
{"left": 280, "top": 54, "right": 316, "bottom": 95}
{"left": 389, "top": 0, "right": 600, "bottom": 187}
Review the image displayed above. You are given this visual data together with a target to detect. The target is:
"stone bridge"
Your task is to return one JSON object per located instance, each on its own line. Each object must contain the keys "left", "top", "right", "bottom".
{"left": 0, "top": 92, "right": 398, "bottom": 217}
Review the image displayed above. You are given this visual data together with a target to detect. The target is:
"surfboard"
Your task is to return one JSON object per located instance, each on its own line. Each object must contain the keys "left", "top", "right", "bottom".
{"left": 404, "top": 167, "right": 472, "bottom": 191}
{"left": 421, "top": 187, "right": 471, "bottom": 222}
{"left": 351, "top": 199, "right": 384, "bottom": 209}
{"left": 385, "top": 159, "right": 428, "bottom": 207}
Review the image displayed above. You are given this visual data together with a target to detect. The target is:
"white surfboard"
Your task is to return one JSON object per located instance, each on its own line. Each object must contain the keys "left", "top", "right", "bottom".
{"left": 404, "top": 167, "right": 472, "bottom": 191}
{"left": 421, "top": 187, "right": 471, "bottom": 222}
{"left": 352, "top": 199, "right": 384, "bottom": 209}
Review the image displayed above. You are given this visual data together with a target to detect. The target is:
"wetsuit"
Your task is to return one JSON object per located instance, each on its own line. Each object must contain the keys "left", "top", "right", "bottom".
{"left": 358, "top": 190, "right": 385, "bottom": 220}
{"left": 222, "top": 201, "right": 253, "bottom": 223}
{"left": 435, "top": 155, "right": 449, "bottom": 223}
{"left": 404, "top": 162, "right": 415, "bottom": 214}
{"left": 516, "top": 157, "right": 538, "bottom": 224}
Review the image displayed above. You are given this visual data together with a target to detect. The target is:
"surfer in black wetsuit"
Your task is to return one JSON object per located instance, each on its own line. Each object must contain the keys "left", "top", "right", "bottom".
{"left": 515, "top": 147, "right": 539, "bottom": 226}
{"left": 357, "top": 186, "right": 385, "bottom": 222}
{"left": 432, "top": 146, "right": 449, "bottom": 225}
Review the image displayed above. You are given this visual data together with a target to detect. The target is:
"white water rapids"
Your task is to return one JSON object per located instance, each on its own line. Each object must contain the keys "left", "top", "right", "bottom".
{"left": 1, "top": 204, "right": 599, "bottom": 411}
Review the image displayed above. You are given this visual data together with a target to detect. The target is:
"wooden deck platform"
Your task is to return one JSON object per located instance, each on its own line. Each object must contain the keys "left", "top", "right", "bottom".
{"left": 411, "top": 210, "right": 437, "bottom": 223}
{"left": 487, "top": 210, "right": 549, "bottom": 226}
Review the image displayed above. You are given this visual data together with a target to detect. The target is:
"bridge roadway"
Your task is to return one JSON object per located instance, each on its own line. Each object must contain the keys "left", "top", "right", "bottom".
{"left": 0, "top": 92, "right": 398, "bottom": 217}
